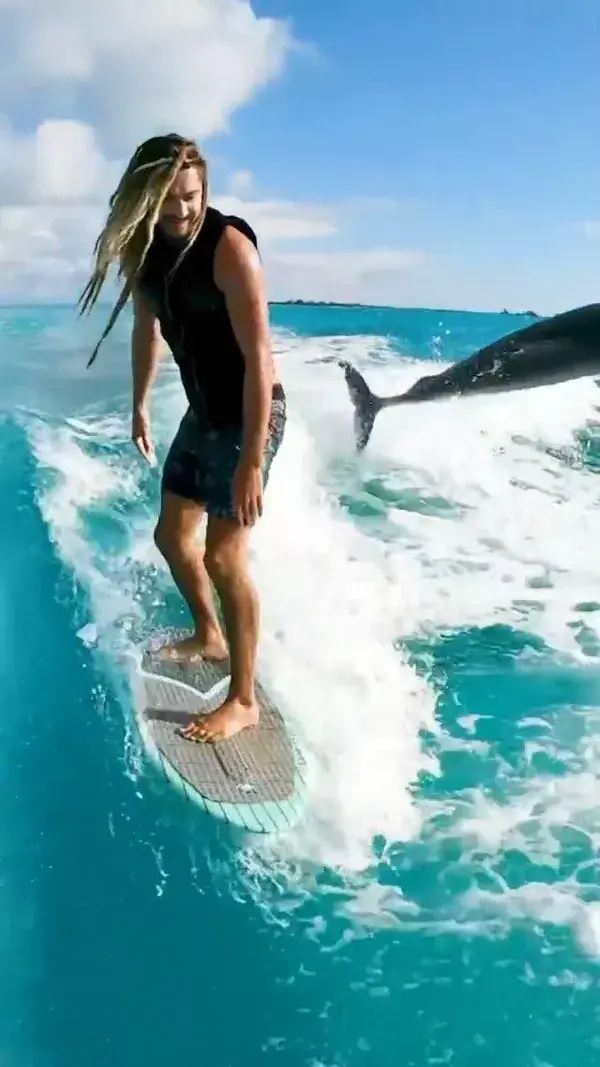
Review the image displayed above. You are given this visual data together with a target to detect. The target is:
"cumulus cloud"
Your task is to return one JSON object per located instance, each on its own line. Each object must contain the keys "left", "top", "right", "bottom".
{"left": 226, "top": 170, "right": 256, "bottom": 198}
{"left": 268, "top": 249, "right": 427, "bottom": 304}
{"left": 0, "top": 0, "right": 424, "bottom": 305}
{"left": 213, "top": 195, "right": 338, "bottom": 241}
{"left": 0, "top": 120, "right": 116, "bottom": 205}
{"left": 0, "top": 204, "right": 104, "bottom": 300}
{"left": 0, "top": 0, "right": 294, "bottom": 150}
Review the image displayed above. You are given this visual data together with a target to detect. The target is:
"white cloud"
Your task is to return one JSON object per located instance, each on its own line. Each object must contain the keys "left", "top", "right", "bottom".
{"left": 0, "top": 204, "right": 103, "bottom": 300}
{"left": 213, "top": 195, "right": 338, "bottom": 241}
{"left": 276, "top": 249, "right": 425, "bottom": 276}
{"left": 0, "top": 0, "right": 294, "bottom": 150}
{"left": 0, "top": 0, "right": 424, "bottom": 306}
{"left": 0, "top": 120, "right": 116, "bottom": 205}
{"left": 227, "top": 170, "right": 256, "bottom": 198}
{"left": 267, "top": 249, "right": 427, "bottom": 304}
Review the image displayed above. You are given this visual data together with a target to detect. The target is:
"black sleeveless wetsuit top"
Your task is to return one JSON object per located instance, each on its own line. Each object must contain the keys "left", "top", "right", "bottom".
{"left": 137, "top": 206, "right": 259, "bottom": 430}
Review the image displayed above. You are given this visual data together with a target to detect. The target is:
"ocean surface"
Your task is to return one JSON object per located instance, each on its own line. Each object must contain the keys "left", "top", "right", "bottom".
{"left": 2, "top": 300, "right": 600, "bottom": 1067}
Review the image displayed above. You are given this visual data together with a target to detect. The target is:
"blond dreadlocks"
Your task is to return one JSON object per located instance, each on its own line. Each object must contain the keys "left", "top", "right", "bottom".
{"left": 78, "top": 133, "right": 208, "bottom": 366}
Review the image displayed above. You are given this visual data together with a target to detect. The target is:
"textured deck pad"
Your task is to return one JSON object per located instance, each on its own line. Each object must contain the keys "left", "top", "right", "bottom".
{"left": 141, "top": 646, "right": 231, "bottom": 705}
{"left": 138, "top": 634, "right": 307, "bottom": 832}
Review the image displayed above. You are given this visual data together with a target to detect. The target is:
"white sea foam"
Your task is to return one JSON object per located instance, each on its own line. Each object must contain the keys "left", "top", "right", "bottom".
{"left": 25, "top": 328, "right": 600, "bottom": 937}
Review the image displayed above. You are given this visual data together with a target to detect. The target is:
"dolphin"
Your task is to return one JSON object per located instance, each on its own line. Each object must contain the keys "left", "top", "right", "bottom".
{"left": 326, "top": 303, "right": 600, "bottom": 451}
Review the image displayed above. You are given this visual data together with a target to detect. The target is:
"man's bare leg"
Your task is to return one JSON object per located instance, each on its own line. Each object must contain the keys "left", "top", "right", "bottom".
{"left": 153, "top": 491, "right": 228, "bottom": 661}
{"left": 180, "top": 515, "right": 259, "bottom": 742}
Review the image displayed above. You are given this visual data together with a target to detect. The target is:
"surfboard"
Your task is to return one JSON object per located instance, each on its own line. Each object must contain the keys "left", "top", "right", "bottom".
{"left": 133, "top": 629, "right": 308, "bottom": 833}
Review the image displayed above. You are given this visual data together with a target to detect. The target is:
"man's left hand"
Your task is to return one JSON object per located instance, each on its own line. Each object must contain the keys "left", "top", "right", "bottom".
{"left": 233, "top": 458, "right": 263, "bottom": 526}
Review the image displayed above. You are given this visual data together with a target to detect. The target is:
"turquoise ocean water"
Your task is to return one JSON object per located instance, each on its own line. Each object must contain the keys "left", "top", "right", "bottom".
{"left": 2, "top": 300, "right": 600, "bottom": 1066}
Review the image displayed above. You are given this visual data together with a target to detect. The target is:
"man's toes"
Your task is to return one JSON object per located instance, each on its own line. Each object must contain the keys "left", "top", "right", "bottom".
{"left": 179, "top": 719, "right": 209, "bottom": 742}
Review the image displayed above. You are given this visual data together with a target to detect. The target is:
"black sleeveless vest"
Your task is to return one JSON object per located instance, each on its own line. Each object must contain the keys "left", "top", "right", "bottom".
{"left": 137, "top": 206, "right": 258, "bottom": 428}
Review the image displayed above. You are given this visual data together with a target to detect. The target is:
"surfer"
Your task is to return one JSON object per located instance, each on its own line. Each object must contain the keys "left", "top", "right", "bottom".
{"left": 78, "top": 133, "right": 285, "bottom": 743}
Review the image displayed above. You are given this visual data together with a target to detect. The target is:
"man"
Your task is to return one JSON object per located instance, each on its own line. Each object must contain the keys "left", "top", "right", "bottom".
{"left": 79, "top": 133, "right": 286, "bottom": 743}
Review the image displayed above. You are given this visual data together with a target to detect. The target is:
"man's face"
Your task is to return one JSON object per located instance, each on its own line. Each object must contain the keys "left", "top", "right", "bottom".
{"left": 158, "top": 165, "right": 204, "bottom": 241}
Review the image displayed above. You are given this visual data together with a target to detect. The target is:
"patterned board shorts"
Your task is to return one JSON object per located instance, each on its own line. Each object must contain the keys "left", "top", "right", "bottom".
{"left": 161, "top": 387, "right": 287, "bottom": 519}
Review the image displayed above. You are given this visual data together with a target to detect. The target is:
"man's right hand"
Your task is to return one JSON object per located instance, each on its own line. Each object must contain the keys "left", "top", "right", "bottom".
{"left": 132, "top": 407, "right": 156, "bottom": 465}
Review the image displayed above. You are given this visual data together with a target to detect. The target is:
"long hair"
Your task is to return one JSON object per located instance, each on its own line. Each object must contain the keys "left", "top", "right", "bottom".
{"left": 79, "top": 133, "right": 208, "bottom": 367}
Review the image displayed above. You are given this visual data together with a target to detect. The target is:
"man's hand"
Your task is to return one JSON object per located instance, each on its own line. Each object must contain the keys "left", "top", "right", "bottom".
{"left": 233, "top": 457, "right": 263, "bottom": 526}
{"left": 132, "top": 406, "right": 156, "bottom": 465}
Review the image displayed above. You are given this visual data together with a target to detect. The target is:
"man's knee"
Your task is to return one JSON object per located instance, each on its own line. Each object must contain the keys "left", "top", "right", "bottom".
{"left": 154, "top": 517, "right": 180, "bottom": 561}
{"left": 204, "top": 527, "right": 247, "bottom": 587}
{"left": 154, "top": 502, "right": 201, "bottom": 564}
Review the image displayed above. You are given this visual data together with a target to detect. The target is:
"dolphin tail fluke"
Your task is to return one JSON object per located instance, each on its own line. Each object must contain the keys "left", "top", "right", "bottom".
{"left": 338, "top": 361, "right": 383, "bottom": 451}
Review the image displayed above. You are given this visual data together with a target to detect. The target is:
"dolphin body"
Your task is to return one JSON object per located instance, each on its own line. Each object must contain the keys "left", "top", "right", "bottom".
{"left": 335, "top": 303, "right": 600, "bottom": 451}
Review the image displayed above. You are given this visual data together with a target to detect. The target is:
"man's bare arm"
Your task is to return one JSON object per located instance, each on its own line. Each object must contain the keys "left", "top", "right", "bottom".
{"left": 214, "top": 227, "right": 274, "bottom": 467}
{"left": 131, "top": 286, "right": 163, "bottom": 462}
{"left": 132, "top": 284, "right": 163, "bottom": 414}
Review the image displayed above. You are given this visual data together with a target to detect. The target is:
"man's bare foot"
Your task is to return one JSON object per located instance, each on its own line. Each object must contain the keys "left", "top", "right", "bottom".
{"left": 157, "top": 631, "right": 228, "bottom": 663}
{"left": 180, "top": 696, "right": 259, "bottom": 744}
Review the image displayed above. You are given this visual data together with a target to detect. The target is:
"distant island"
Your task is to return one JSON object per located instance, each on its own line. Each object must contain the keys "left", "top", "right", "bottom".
{"left": 272, "top": 299, "right": 375, "bottom": 308}
{"left": 501, "top": 307, "right": 540, "bottom": 318}
{"left": 270, "top": 299, "right": 541, "bottom": 317}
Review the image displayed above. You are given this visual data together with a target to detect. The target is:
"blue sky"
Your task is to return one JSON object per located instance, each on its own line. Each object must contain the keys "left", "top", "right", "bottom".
{"left": 0, "top": 0, "right": 599, "bottom": 311}
{"left": 229, "top": 0, "right": 600, "bottom": 218}
{"left": 209, "top": 0, "right": 600, "bottom": 311}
